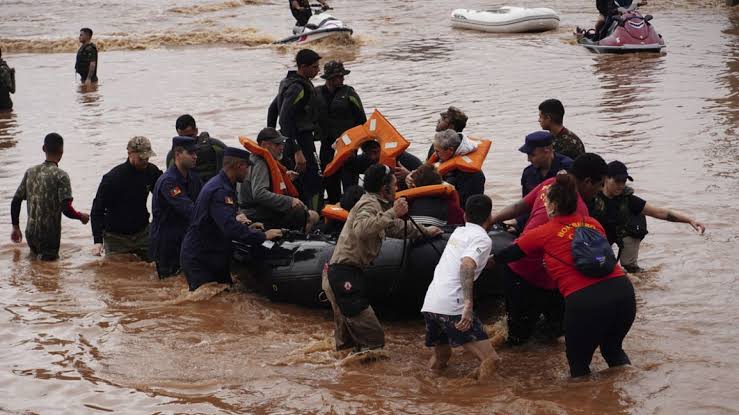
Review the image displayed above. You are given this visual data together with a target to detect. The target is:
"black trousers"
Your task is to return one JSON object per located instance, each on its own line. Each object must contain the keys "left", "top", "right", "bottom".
{"left": 319, "top": 138, "right": 342, "bottom": 204}
{"left": 565, "top": 276, "right": 636, "bottom": 377}
{"left": 503, "top": 264, "right": 565, "bottom": 345}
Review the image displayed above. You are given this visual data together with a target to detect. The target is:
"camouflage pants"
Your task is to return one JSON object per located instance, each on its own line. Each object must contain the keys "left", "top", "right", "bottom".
{"left": 27, "top": 234, "right": 60, "bottom": 261}
{"left": 104, "top": 225, "right": 151, "bottom": 261}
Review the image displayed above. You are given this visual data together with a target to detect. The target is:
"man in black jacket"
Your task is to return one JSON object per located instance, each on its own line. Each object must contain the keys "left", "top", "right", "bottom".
{"left": 315, "top": 60, "right": 366, "bottom": 203}
{"left": 267, "top": 49, "right": 322, "bottom": 210}
{"left": 91, "top": 136, "right": 162, "bottom": 260}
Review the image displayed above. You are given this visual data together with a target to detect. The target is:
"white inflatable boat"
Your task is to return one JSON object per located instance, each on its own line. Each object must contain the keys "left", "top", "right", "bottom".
{"left": 451, "top": 7, "right": 560, "bottom": 33}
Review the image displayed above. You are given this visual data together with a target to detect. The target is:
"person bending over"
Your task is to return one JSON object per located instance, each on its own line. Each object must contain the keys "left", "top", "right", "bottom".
{"left": 493, "top": 174, "right": 634, "bottom": 377}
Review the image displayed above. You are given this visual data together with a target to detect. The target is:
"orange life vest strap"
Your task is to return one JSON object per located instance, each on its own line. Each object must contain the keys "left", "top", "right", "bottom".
{"left": 427, "top": 138, "right": 492, "bottom": 175}
{"left": 239, "top": 136, "right": 299, "bottom": 197}
{"left": 324, "top": 109, "right": 411, "bottom": 176}
{"left": 321, "top": 204, "right": 350, "bottom": 223}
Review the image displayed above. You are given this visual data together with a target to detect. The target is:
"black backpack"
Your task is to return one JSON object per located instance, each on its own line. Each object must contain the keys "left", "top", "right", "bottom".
{"left": 549, "top": 219, "right": 617, "bottom": 278}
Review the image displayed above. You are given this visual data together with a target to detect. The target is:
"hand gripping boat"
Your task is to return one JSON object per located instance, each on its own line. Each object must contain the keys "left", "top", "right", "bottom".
{"left": 451, "top": 6, "right": 560, "bottom": 33}
{"left": 576, "top": 1, "right": 665, "bottom": 53}
{"left": 275, "top": 4, "right": 353, "bottom": 45}
{"left": 232, "top": 226, "right": 515, "bottom": 315}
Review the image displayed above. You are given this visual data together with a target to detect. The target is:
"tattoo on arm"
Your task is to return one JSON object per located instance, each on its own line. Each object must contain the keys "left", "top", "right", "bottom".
{"left": 666, "top": 211, "right": 678, "bottom": 222}
{"left": 460, "top": 260, "right": 475, "bottom": 304}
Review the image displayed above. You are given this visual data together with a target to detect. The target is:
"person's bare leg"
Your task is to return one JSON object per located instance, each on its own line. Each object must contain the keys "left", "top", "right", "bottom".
{"left": 429, "top": 344, "right": 451, "bottom": 370}
{"left": 462, "top": 340, "right": 500, "bottom": 380}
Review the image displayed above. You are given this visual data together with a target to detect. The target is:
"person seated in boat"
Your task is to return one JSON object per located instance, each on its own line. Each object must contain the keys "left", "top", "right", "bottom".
{"left": 415, "top": 129, "right": 486, "bottom": 209}
{"left": 403, "top": 164, "right": 464, "bottom": 227}
{"left": 426, "top": 106, "right": 469, "bottom": 160}
{"left": 343, "top": 140, "right": 423, "bottom": 191}
{"left": 290, "top": 0, "right": 330, "bottom": 31}
{"left": 588, "top": 160, "right": 705, "bottom": 273}
{"left": 322, "top": 164, "right": 442, "bottom": 354}
{"left": 421, "top": 194, "right": 500, "bottom": 379}
{"left": 238, "top": 127, "right": 320, "bottom": 233}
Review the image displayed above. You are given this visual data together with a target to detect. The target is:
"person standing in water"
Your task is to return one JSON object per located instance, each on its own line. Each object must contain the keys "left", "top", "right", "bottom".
{"left": 10, "top": 133, "right": 90, "bottom": 260}
{"left": 492, "top": 173, "right": 635, "bottom": 377}
{"left": 0, "top": 48, "right": 16, "bottom": 112}
{"left": 421, "top": 194, "right": 499, "bottom": 379}
{"left": 75, "top": 28, "right": 98, "bottom": 84}
{"left": 322, "top": 164, "right": 441, "bottom": 354}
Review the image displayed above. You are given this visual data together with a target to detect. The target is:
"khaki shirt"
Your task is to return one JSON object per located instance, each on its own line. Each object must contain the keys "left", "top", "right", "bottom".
{"left": 330, "top": 192, "right": 427, "bottom": 268}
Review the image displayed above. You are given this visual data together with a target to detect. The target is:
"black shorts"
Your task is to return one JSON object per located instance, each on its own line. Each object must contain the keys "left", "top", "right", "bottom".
{"left": 423, "top": 312, "right": 489, "bottom": 348}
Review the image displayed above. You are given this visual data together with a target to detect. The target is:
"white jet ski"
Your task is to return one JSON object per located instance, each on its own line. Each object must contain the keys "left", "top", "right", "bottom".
{"left": 451, "top": 6, "right": 560, "bottom": 33}
{"left": 275, "top": 4, "right": 353, "bottom": 44}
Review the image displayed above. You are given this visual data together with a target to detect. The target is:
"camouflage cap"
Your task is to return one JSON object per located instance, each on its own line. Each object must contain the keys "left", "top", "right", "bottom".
{"left": 440, "top": 106, "right": 468, "bottom": 127}
{"left": 127, "top": 136, "right": 155, "bottom": 159}
{"left": 321, "top": 60, "right": 351, "bottom": 80}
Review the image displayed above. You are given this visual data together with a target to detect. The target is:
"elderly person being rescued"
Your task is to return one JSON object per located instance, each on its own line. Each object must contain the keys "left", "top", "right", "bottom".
{"left": 239, "top": 127, "right": 319, "bottom": 232}
{"left": 413, "top": 129, "right": 486, "bottom": 208}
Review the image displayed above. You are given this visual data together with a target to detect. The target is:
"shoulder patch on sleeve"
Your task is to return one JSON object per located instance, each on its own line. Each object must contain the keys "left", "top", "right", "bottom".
{"left": 169, "top": 186, "right": 182, "bottom": 198}
{"left": 225, "top": 196, "right": 235, "bottom": 205}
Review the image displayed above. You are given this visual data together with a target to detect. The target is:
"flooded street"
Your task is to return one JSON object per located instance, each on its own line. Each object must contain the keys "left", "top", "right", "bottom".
{"left": 1, "top": 0, "right": 738, "bottom": 413}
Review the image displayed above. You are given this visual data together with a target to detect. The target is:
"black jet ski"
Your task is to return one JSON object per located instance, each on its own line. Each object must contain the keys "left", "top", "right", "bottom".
{"left": 232, "top": 225, "right": 515, "bottom": 314}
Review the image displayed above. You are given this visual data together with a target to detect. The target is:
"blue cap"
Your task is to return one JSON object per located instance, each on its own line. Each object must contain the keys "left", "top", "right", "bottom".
{"left": 172, "top": 136, "right": 197, "bottom": 151}
{"left": 519, "top": 131, "right": 554, "bottom": 154}
{"left": 224, "top": 147, "right": 252, "bottom": 163}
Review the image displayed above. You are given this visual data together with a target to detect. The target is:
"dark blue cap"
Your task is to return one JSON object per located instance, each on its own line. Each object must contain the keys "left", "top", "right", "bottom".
{"left": 172, "top": 136, "right": 197, "bottom": 151}
{"left": 224, "top": 147, "right": 252, "bottom": 162}
{"left": 519, "top": 131, "right": 554, "bottom": 154}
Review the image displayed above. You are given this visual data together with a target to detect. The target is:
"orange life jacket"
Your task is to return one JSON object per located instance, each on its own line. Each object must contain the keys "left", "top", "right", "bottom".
{"left": 322, "top": 185, "right": 460, "bottom": 224}
{"left": 323, "top": 109, "right": 411, "bottom": 176}
{"left": 427, "top": 138, "right": 492, "bottom": 176}
{"left": 321, "top": 203, "right": 350, "bottom": 223}
{"left": 239, "top": 136, "right": 300, "bottom": 197}
{"left": 396, "top": 184, "right": 459, "bottom": 204}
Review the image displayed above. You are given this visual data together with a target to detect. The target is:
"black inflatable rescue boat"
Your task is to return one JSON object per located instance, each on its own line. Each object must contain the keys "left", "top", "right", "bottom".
{"left": 232, "top": 225, "right": 515, "bottom": 313}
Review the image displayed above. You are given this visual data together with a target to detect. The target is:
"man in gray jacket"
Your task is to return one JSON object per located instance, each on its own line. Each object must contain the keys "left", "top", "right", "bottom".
{"left": 238, "top": 128, "right": 319, "bottom": 232}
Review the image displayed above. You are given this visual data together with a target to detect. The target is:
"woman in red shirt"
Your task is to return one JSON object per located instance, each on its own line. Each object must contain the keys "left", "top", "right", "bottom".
{"left": 493, "top": 173, "right": 636, "bottom": 377}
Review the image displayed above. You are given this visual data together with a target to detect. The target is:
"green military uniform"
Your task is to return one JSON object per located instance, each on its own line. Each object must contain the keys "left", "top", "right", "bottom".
{"left": 553, "top": 127, "right": 585, "bottom": 160}
{"left": 75, "top": 42, "right": 98, "bottom": 82}
{"left": 13, "top": 161, "right": 74, "bottom": 259}
{"left": 0, "top": 58, "right": 15, "bottom": 111}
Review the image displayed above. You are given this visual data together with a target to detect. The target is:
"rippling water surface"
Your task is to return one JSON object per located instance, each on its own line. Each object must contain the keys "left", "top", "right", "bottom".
{"left": 1, "top": 0, "right": 738, "bottom": 413}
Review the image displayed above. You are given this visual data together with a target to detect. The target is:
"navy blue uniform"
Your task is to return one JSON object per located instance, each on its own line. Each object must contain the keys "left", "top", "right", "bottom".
{"left": 180, "top": 171, "right": 266, "bottom": 291}
{"left": 149, "top": 165, "right": 203, "bottom": 278}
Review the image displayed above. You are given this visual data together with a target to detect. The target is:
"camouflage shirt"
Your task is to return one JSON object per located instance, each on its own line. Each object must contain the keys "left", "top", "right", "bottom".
{"left": 75, "top": 42, "right": 98, "bottom": 81}
{"left": 13, "top": 161, "right": 73, "bottom": 243}
{"left": 553, "top": 127, "right": 586, "bottom": 160}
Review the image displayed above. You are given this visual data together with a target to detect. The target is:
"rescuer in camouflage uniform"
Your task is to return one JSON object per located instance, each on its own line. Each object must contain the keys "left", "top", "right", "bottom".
{"left": 538, "top": 99, "right": 585, "bottom": 160}
{"left": 0, "top": 48, "right": 16, "bottom": 111}
{"left": 10, "top": 133, "right": 89, "bottom": 260}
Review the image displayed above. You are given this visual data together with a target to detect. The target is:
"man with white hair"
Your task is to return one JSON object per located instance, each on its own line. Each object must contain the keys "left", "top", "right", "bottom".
{"left": 425, "top": 129, "right": 486, "bottom": 208}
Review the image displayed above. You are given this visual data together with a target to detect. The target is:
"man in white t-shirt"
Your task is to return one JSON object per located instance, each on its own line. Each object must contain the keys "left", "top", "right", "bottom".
{"left": 421, "top": 194, "right": 500, "bottom": 378}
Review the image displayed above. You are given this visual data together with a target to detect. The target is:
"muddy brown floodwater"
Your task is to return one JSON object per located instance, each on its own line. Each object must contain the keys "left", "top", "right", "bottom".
{"left": 1, "top": 0, "right": 738, "bottom": 413}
